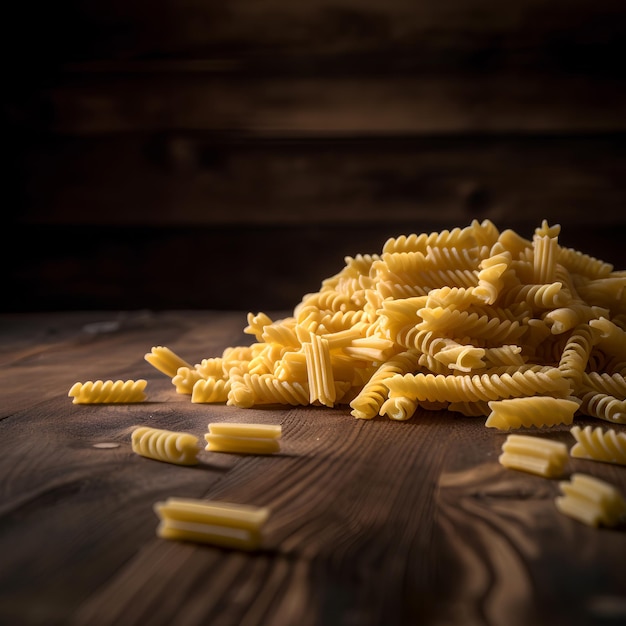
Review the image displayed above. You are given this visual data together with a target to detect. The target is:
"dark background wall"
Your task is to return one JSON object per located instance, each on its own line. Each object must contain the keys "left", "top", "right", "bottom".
{"left": 4, "top": 1, "right": 626, "bottom": 312}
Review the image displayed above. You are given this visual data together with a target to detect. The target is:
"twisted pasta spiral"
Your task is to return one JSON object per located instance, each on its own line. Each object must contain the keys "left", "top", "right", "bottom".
{"left": 69, "top": 379, "right": 147, "bottom": 404}
{"left": 131, "top": 426, "right": 199, "bottom": 465}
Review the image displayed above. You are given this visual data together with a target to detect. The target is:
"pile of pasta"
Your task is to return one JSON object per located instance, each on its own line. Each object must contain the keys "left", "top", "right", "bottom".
{"left": 146, "top": 219, "right": 625, "bottom": 429}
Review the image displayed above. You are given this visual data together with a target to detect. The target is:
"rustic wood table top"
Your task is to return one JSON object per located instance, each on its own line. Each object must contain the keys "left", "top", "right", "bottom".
{"left": 1, "top": 310, "right": 625, "bottom": 626}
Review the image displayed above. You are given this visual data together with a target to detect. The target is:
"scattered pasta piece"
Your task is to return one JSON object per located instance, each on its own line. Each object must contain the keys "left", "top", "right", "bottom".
{"left": 131, "top": 426, "right": 200, "bottom": 466}
{"left": 154, "top": 497, "right": 270, "bottom": 550}
{"left": 485, "top": 396, "right": 580, "bottom": 430}
{"left": 499, "top": 433, "right": 568, "bottom": 477}
{"left": 555, "top": 473, "right": 626, "bottom": 527}
{"left": 207, "top": 422, "right": 282, "bottom": 439}
{"left": 570, "top": 425, "right": 626, "bottom": 466}
{"left": 145, "top": 346, "right": 193, "bottom": 378}
{"left": 204, "top": 422, "right": 282, "bottom": 455}
{"left": 68, "top": 379, "right": 147, "bottom": 404}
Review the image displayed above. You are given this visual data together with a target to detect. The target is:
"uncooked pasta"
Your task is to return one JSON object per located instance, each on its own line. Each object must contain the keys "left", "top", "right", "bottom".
{"left": 80, "top": 220, "right": 625, "bottom": 430}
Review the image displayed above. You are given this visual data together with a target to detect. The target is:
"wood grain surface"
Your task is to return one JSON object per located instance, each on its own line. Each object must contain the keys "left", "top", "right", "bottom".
{"left": 1, "top": 311, "right": 624, "bottom": 626}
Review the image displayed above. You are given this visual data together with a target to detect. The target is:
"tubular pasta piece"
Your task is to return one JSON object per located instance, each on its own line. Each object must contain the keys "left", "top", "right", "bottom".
{"left": 499, "top": 433, "right": 568, "bottom": 477}
{"left": 532, "top": 233, "right": 559, "bottom": 284}
{"left": 304, "top": 333, "right": 336, "bottom": 406}
{"left": 145, "top": 346, "right": 192, "bottom": 378}
{"left": 555, "top": 473, "right": 626, "bottom": 527}
{"left": 131, "top": 426, "right": 199, "bottom": 465}
{"left": 204, "top": 433, "right": 280, "bottom": 455}
{"left": 69, "top": 379, "right": 147, "bottom": 404}
{"left": 570, "top": 425, "right": 626, "bottom": 465}
{"left": 208, "top": 422, "right": 282, "bottom": 439}
{"left": 485, "top": 396, "right": 580, "bottom": 430}
{"left": 154, "top": 497, "right": 269, "bottom": 550}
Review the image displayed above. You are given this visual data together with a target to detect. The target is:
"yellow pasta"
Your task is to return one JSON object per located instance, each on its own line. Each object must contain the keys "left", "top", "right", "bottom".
{"left": 131, "top": 426, "right": 199, "bottom": 465}
{"left": 499, "top": 433, "right": 568, "bottom": 477}
{"left": 350, "top": 350, "right": 421, "bottom": 419}
{"left": 227, "top": 372, "right": 310, "bottom": 408}
{"left": 207, "top": 422, "right": 282, "bottom": 439}
{"left": 570, "top": 425, "right": 626, "bottom": 465}
{"left": 154, "top": 497, "right": 269, "bottom": 550}
{"left": 204, "top": 434, "right": 281, "bottom": 455}
{"left": 69, "top": 379, "right": 147, "bottom": 404}
{"left": 578, "top": 392, "right": 626, "bottom": 424}
{"left": 555, "top": 473, "right": 626, "bottom": 527}
{"left": 385, "top": 367, "right": 570, "bottom": 404}
{"left": 171, "top": 366, "right": 205, "bottom": 395}
{"left": 304, "top": 333, "right": 336, "bottom": 407}
{"left": 532, "top": 232, "right": 559, "bottom": 284}
{"left": 191, "top": 378, "right": 230, "bottom": 403}
{"left": 74, "top": 220, "right": 626, "bottom": 433}
{"left": 145, "top": 346, "right": 193, "bottom": 378}
{"left": 485, "top": 396, "right": 580, "bottom": 430}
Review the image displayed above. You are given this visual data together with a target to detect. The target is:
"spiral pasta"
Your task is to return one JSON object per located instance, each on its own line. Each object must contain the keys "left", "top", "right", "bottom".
{"left": 485, "top": 396, "right": 580, "bottom": 430}
{"left": 570, "top": 425, "right": 626, "bottom": 465}
{"left": 385, "top": 367, "right": 570, "bottom": 404}
{"left": 77, "top": 220, "right": 626, "bottom": 434}
{"left": 131, "top": 426, "right": 199, "bottom": 465}
{"left": 69, "top": 379, "right": 147, "bottom": 404}
{"left": 556, "top": 473, "right": 626, "bottom": 528}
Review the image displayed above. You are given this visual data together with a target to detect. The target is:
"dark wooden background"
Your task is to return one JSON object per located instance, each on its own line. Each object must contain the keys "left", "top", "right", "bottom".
{"left": 4, "top": 0, "right": 626, "bottom": 312}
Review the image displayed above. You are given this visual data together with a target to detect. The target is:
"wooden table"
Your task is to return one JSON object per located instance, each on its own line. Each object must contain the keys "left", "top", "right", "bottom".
{"left": 1, "top": 310, "right": 624, "bottom": 626}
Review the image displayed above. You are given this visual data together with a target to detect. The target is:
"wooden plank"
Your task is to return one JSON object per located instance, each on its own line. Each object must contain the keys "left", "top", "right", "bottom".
{"left": 0, "top": 311, "right": 624, "bottom": 626}
{"left": 29, "top": 73, "right": 626, "bottom": 135}
{"left": 13, "top": 134, "right": 626, "bottom": 226}
{"left": 11, "top": 0, "right": 626, "bottom": 74}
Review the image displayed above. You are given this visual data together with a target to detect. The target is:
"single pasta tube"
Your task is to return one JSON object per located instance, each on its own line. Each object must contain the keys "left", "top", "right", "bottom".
{"left": 499, "top": 433, "right": 569, "bottom": 477}
{"left": 154, "top": 497, "right": 270, "bottom": 550}
{"left": 204, "top": 433, "right": 281, "bottom": 455}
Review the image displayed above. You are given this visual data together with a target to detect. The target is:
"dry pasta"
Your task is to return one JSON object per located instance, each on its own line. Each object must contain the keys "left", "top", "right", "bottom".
{"left": 131, "top": 426, "right": 200, "bottom": 465}
{"left": 191, "top": 378, "right": 230, "bottom": 403}
{"left": 570, "top": 425, "right": 626, "bottom": 465}
{"left": 205, "top": 434, "right": 281, "bottom": 455}
{"left": 204, "top": 422, "right": 281, "bottom": 455}
{"left": 485, "top": 396, "right": 580, "bottom": 430}
{"left": 145, "top": 346, "right": 193, "bottom": 378}
{"left": 69, "top": 379, "right": 147, "bottom": 404}
{"left": 499, "top": 433, "right": 568, "bottom": 477}
{"left": 555, "top": 473, "right": 626, "bottom": 528}
{"left": 154, "top": 497, "right": 269, "bottom": 550}
{"left": 76, "top": 220, "right": 626, "bottom": 434}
